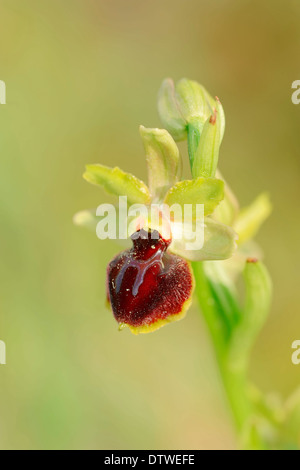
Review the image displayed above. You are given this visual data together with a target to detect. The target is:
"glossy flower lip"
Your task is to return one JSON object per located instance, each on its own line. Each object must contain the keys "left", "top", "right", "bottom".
{"left": 107, "top": 229, "right": 195, "bottom": 334}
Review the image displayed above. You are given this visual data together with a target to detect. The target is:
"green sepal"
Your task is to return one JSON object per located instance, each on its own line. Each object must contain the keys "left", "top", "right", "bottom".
{"left": 234, "top": 193, "right": 272, "bottom": 245}
{"left": 139, "top": 125, "right": 182, "bottom": 202}
{"left": 83, "top": 164, "right": 151, "bottom": 206}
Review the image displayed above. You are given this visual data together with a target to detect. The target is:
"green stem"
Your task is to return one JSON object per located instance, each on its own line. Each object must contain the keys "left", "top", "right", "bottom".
{"left": 187, "top": 121, "right": 269, "bottom": 449}
{"left": 192, "top": 262, "right": 254, "bottom": 445}
{"left": 218, "top": 355, "right": 252, "bottom": 433}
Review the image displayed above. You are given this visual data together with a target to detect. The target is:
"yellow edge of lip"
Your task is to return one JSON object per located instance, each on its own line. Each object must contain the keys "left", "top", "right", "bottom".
{"left": 119, "top": 264, "right": 195, "bottom": 335}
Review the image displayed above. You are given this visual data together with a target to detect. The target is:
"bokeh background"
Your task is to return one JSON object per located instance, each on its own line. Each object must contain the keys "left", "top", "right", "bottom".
{"left": 0, "top": 0, "right": 299, "bottom": 450}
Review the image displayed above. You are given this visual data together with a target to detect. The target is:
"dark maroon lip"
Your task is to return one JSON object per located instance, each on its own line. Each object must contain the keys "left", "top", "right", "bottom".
{"left": 107, "top": 229, "right": 193, "bottom": 329}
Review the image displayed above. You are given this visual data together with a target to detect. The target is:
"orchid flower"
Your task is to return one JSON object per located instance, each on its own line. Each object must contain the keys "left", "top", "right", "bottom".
{"left": 74, "top": 93, "right": 237, "bottom": 333}
{"left": 75, "top": 78, "right": 300, "bottom": 450}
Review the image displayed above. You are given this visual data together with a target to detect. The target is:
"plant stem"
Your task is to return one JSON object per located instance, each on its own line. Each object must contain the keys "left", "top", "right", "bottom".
{"left": 192, "top": 262, "right": 254, "bottom": 445}
{"left": 218, "top": 357, "right": 252, "bottom": 433}
{"left": 187, "top": 121, "right": 265, "bottom": 448}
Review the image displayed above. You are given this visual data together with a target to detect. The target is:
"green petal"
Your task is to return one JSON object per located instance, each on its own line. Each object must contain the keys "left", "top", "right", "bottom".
{"left": 164, "top": 177, "right": 224, "bottom": 217}
{"left": 83, "top": 164, "right": 151, "bottom": 206}
{"left": 157, "top": 78, "right": 187, "bottom": 141}
{"left": 170, "top": 217, "right": 237, "bottom": 261}
{"left": 139, "top": 126, "right": 182, "bottom": 202}
{"left": 234, "top": 193, "right": 272, "bottom": 244}
{"left": 73, "top": 207, "right": 132, "bottom": 248}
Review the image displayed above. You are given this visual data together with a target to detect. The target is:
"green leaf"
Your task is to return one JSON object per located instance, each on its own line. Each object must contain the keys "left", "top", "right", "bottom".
{"left": 164, "top": 177, "right": 224, "bottom": 217}
{"left": 243, "top": 260, "right": 272, "bottom": 331}
{"left": 170, "top": 217, "right": 237, "bottom": 261}
{"left": 83, "top": 164, "right": 151, "bottom": 206}
{"left": 204, "top": 261, "right": 241, "bottom": 331}
{"left": 139, "top": 126, "right": 182, "bottom": 202}
{"left": 228, "top": 260, "right": 272, "bottom": 371}
{"left": 192, "top": 261, "right": 228, "bottom": 354}
{"left": 157, "top": 78, "right": 187, "bottom": 141}
{"left": 192, "top": 99, "right": 222, "bottom": 178}
{"left": 234, "top": 193, "right": 272, "bottom": 244}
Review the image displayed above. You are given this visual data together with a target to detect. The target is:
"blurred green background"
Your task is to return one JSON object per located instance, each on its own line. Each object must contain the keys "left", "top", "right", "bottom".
{"left": 0, "top": 0, "right": 300, "bottom": 450}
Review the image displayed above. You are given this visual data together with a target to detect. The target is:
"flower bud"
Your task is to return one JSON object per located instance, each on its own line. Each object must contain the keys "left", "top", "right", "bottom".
{"left": 175, "top": 78, "right": 215, "bottom": 123}
{"left": 192, "top": 99, "right": 223, "bottom": 179}
{"left": 158, "top": 78, "right": 216, "bottom": 142}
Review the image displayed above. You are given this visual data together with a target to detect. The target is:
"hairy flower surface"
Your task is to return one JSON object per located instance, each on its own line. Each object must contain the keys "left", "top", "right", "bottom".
{"left": 107, "top": 229, "right": 194, "bottom": 334}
